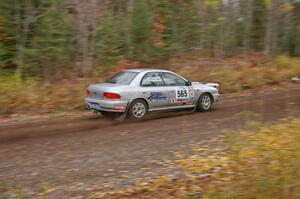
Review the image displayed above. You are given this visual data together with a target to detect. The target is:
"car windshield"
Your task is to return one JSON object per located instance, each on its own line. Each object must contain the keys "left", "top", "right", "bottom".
{"left": 106, "top": 71, "right": 138, "bottom": 85}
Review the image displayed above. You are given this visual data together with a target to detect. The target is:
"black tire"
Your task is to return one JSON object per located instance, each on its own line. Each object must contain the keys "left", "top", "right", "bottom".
{"left": 197, "top": 93, "right": 213, "bottom": 112}
{"left": 100, "top": 111, "right": 116, "bottom": 119}
{"left": 128, "top": 99, "right": 148, "bottom": 120}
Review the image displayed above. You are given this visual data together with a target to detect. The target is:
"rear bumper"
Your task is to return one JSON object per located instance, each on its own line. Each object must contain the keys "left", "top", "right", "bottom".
{"left": 85, "top": 97, "right": 129, "bottom": 112}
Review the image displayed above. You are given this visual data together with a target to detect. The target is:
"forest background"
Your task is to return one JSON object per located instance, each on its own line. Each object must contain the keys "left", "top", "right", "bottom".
{"left": 0, "top": 0, "right": 300, "bottom": 115}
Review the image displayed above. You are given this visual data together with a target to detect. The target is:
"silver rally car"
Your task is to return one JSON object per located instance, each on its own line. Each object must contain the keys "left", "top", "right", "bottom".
{"left": 85, "top": 69, "right": 220, "bottom": 120}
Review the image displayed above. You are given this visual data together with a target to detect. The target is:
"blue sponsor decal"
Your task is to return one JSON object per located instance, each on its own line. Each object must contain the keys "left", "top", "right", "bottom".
{"left": 148, "top": 92, "right": 167, "bottom": 101}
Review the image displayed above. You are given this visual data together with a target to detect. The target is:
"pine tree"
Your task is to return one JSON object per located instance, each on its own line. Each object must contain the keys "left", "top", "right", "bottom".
{"left": 251, "top": 0, "right": 267, "bottom": 51}
{"left": 31, "top": 4, "right": 72, "bottom": 80}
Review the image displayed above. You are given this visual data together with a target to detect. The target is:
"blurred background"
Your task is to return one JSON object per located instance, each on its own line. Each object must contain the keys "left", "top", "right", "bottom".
{"left": 1, "top": 1, "right": 300, "bottom": 198}
{"left": 0, "top": 0, "right": 300, "bottom": 115}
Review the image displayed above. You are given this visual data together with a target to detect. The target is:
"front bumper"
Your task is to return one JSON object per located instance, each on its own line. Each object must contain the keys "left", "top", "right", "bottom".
{"left": 212, "top": 93, "right": 220, "bottom": 103}
{"left": 85, "top": 97, "right": 129, "bottom": 112}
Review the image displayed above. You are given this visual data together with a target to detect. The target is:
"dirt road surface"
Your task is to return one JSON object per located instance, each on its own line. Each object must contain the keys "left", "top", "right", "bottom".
{"left": 0, "top": 86, "right": 300, "bottom": 198}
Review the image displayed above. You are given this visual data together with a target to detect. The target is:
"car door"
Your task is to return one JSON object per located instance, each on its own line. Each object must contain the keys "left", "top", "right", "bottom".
{"left": 140, "top": 72, "right": 170, "bottom": 110}
{"left": 160, "top": 72, "right": 195, "bottom": 107}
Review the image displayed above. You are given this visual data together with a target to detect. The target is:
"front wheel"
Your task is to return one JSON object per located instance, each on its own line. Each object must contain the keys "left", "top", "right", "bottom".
{"left": 128, "top": 100, "right": 148, "bottom": 120}
{"left": 197, "top": 93, "right": 213, "bottom": 112}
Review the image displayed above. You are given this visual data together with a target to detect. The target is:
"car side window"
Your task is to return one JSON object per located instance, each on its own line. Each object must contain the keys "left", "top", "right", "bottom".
{"left": 161, "top": 73, "right": 187, "bottom": 86}
{"left": 141, "top": 72, "right": 165, "bottom": 87}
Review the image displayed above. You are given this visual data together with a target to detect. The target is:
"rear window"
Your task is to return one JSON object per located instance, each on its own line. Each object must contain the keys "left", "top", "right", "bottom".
{"left": 106, "top": 71, "right": 138, "bottom": 85}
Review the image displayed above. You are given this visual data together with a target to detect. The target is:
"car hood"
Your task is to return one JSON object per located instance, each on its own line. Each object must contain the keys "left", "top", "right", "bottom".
{"left": 192, "top": 82, "right": 219, "bottom": 89}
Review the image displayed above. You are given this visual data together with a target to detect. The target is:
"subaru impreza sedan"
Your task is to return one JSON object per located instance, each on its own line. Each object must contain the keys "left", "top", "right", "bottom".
{"left": 85, "top": 69, "right": 220, "bottom": 120}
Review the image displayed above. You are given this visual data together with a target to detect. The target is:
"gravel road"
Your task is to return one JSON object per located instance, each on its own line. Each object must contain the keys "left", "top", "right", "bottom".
{"left": 0, "top": 86, "right": 299, "bottom": 198}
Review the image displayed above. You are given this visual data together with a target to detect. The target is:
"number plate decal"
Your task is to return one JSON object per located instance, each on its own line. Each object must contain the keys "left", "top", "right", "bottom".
{"left": 176, "top": 87, "right": 189, "bottom": 101}
{"left": 90, "top": 103, "right": 99, "bottom": 109}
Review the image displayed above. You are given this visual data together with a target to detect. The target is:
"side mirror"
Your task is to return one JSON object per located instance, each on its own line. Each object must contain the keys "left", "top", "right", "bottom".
{"left": 186, "top": 80, "right": 192, "bottom": 86}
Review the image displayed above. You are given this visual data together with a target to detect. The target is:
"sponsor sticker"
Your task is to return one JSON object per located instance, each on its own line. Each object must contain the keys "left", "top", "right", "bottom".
{"left": 148, "top": 92, "right": 167, "bottom": 101}
{"left": 188, "top": 87, "right": 195, "bottom": 97}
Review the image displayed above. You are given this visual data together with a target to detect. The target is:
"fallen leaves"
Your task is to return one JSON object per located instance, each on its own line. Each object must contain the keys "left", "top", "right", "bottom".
{"left": 86, "top": 117, "right": 300, "bottom": 199}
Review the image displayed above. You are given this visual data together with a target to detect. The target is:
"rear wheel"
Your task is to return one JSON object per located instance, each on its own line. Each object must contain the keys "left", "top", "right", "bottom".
{"left": 128, "top": 99, "right": 148, "bottom": 120}
{"left": 197, "top": 93, "right": 213, "bottom": 112}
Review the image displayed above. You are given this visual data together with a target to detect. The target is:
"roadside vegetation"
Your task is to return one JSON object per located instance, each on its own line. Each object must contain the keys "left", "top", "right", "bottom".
{"left": 87, "top": 117, "right": 300, "bottom": 199}
{"left": 0, "top": 54, "right": 299, "bottom": 116}
{"left": 164, "top": 53, "right": 300, "bottom": 93}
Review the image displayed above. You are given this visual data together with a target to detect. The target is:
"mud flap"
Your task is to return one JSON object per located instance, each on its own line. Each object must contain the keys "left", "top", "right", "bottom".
{"left": 92, "top": 110, "right": 101, "bottom": 118}
{"left": 114, "top": 102, "right": 129, "bottom": 122}
{"left": 191, "top": 106, "right": 197, "bottom": 112}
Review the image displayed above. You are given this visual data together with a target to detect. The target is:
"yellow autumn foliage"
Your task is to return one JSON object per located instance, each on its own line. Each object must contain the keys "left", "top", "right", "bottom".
{"left": 203, "top": 117, "right": 300, "bottom": 199}
{"left": 90, "top": 118, "right": 300, "bottom": 198}
{"left": 203, "top": 0, "right": 222, "bottom": 8}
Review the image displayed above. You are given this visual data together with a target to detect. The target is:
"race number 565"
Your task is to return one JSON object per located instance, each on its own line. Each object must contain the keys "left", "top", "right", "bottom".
{"left": 176, "top": 88, "right": 188, "bottom": 98}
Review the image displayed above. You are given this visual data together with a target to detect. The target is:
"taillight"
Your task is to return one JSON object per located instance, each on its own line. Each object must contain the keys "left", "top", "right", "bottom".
{"left": 103, "top": 92, "right": 121, "bottom": 99}
{"left": 86, "top": 89, "right": 90, "bottom": 95}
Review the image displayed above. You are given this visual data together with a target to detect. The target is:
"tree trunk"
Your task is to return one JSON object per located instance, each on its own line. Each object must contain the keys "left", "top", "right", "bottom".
{"left": 196, "top": 0, "right": 204, "bottom": 49}
{"left": 15, "top": 0, "right": 23, "bottom": 74}
{"left": 74, "top": 0, "right": 99, "bottom": 77}
{"left": 264, "top": 0, "right": 280, "bottom": 58}
{"left": 215, "top": 2, "right": 226, "bottom": 57}
{"left": 125, "top": 0, "right": 134, "bottom": 58}
{"left": 15, "top": 0, "right": 34, "bottom": 75}
{"left": 243, "top": 0, "right": 253, "bottom": 54}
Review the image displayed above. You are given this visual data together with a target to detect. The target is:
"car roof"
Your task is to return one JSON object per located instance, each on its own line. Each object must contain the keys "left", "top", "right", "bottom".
{"left": 124, "top": 68, "right": 172, "bottom": 73}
